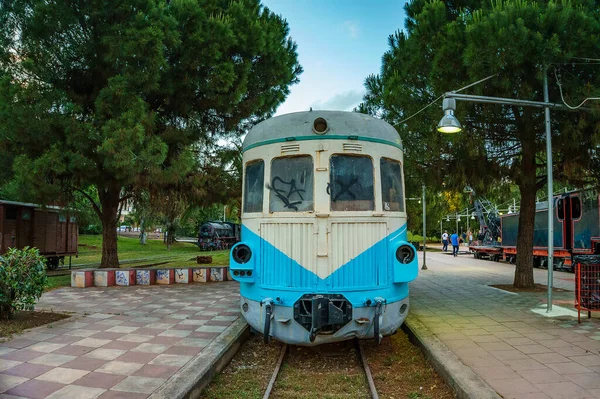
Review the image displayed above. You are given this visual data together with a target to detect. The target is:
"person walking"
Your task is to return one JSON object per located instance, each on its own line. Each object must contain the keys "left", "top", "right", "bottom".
{"left": 442, "top": 230, "right": 449, "bottom": 252}
{"left": 451, "top": 232, "right": 459, "bottom": 257}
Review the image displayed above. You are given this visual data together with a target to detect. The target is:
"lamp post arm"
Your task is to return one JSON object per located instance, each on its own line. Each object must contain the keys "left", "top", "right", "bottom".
{"left": 444, "top": 92, "right": 589, "bottom": 111}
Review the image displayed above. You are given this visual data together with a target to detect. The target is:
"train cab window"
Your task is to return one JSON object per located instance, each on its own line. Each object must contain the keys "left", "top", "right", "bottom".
{"left": 244, "top": 160, "right": 264, "bottom": 213}
{"left": 269, "top": 155, "right": 314, "bottom": 212}
{"left": 572, "top": 197, "right": 582, "bottom": 219}
{"left": 380, "top": 158, "right": 405, "bottom": 212}
{"left": 557, "top": 199, "right": 564, "bottom": 220}
{"left": 5, "top": 207, "right": 17, "bottom": 220}
{"left": 330, "top": 155, "right": 374, "bottom": 211}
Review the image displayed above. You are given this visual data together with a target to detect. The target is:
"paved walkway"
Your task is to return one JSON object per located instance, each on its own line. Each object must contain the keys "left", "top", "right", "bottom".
{"left": 0, "top": 282, "right": 240, "bottom": 399}
{"left": 412, "top": 251, "right": 600, "bottom": 399}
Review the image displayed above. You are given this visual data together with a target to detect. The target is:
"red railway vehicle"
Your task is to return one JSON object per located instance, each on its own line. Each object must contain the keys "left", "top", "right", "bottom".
{"left": 471, "top": 189, "right": 600, "bottom": 273}
{"left": 0, "top": 200, "right": 78, "bottom": 270}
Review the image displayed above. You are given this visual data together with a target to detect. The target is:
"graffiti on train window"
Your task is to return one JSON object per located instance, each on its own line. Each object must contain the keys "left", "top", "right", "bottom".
{"left": 329, "top": 155, "right": 374, "bottom": 211}
{"left": 268, "top": 156, "right": 314, "bottom": 212}
{"left": 380, "top": 158, "right": 404, "bottom": 212}
{"left": 244, "top": 160, "right": 264, "bottom": 213}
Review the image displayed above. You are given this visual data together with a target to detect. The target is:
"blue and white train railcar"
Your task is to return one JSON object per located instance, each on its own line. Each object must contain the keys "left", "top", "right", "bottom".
{"left": 230, "top": 111, "right": 419, "bottom": 346}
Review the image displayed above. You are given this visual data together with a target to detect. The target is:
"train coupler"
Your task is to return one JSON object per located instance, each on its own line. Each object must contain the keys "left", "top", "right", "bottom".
{"left": 293, "top": 294, "right": 353, "bottom": 342}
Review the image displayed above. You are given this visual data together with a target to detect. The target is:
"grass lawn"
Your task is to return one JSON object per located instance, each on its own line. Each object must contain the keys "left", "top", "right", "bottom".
{"left": 45, "top": 235, "right": 230, "bottom": 291}
{"left": 74, "top": 235, "right": 210, "bottom": 266}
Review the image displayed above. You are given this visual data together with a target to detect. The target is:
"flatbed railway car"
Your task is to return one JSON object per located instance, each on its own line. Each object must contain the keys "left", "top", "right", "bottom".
{"left": 0, "top": 200, "right": 78, "bottom": 270}
{"left": 229, "top": 111, "right": 419, "bottom": 346}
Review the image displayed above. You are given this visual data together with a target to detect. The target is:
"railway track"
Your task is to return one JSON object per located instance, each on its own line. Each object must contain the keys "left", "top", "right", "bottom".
{"left": 263, "top": 339, "right": 378, "bottom": 399}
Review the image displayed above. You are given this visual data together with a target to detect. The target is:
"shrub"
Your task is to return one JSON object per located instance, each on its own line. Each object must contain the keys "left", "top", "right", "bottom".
{"left": 0, "top": 247, "right": 48, "bottom": 320}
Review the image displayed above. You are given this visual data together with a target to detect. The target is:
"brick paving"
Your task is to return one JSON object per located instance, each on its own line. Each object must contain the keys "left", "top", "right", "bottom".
{"left": 0, "top": 282, "right": 240, "bottom": 399}
{"left": 412, "top": 251, "right": 600, "bottom": 399}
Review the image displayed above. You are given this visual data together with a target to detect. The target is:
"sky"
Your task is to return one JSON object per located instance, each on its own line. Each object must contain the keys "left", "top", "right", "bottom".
{"left": 261, "top": 1, "right": 408, "bottom": 116}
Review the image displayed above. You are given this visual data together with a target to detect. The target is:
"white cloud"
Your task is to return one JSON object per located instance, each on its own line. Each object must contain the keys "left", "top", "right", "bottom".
{"left": 342, "top": 20, "right": 359, "bottom": 39}
{"left": 311, "top": 90, "right": 365, "bottom": 111}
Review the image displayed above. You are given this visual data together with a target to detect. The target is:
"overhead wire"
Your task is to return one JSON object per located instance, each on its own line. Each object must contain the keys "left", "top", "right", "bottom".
{"left": 392, "top": 73, "right": 500, "bottom": 127}
{"left": 554, "top": 67, "right": 600, "bottom": 110}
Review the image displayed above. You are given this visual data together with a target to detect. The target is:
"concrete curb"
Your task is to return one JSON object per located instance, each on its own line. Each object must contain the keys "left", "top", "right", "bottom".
{"left": 149, "top": 318, "right": 250, "bottom": 399}
{"left": 403, "top": 314, "right": 501, "bottom": 399}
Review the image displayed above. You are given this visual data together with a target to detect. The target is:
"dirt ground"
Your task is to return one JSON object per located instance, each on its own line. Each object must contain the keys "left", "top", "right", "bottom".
{"left": 0, "top": 311, "right": 70, "bottom": 339}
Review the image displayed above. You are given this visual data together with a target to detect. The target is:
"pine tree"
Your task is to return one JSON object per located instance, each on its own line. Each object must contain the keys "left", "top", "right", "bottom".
{"left": 360, "top": 0, "right": 600, "bottom": 287}
{"left": 0, "top": 0, "right": 301, "bottom": 267}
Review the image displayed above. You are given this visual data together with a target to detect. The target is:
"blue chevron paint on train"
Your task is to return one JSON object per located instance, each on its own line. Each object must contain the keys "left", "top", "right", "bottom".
{"left": 230, "top": 224, "right": 416, "bottom": 307}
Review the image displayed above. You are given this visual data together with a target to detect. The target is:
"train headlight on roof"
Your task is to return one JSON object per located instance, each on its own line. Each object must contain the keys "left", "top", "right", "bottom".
{"left": 232, "top": 244, "right": 252, "bottom": 264}
{"left": 395, "top": 244, "right": 415, "bottom": 264}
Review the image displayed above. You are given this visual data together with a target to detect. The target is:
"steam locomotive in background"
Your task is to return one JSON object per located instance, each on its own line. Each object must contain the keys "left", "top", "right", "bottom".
{"left": 197, "top": 221, "right": 240, "bottom": 251}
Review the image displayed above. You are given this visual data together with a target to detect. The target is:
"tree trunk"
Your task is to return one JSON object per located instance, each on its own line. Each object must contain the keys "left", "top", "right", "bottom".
{"left": 140, "top": 218, "right": 146, "bottom": 245}
{"left": 513, "top": 134, "right": 537, "bottom": 288}
{"left": 98, "top": 183, "right": 121, "bottom": 269}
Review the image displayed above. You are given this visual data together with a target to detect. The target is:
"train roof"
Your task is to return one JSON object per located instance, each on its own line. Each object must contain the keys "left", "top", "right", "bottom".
{"left": 0, "top": 199, "right": 63, "bottom": 211}
{"left": 243, "top": 111, "right": 402, "bottom": 152}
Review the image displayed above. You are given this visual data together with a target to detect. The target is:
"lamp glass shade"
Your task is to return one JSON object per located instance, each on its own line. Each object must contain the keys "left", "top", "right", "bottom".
{"left": 437, "top": 113, "right": 462, "bottom": 134}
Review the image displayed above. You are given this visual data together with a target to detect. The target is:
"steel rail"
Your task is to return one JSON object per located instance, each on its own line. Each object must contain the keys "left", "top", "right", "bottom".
{"left": 262, "top": 344, "right": 288, "bottom": 399}
{"left": 357, "top": 339, "right": 380, "bottom": 399}
{"left": 263, "top": 340, "right": 379, "bottom": 399}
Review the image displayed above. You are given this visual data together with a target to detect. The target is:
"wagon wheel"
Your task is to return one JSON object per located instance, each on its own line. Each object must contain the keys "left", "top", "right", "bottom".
{"left": 47, "top": 257, "right": 59, "bottom": 271}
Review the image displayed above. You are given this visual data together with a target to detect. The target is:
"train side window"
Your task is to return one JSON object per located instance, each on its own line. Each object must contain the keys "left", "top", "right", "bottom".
{"left": 330, "top": 155, "right": 374, "bottom": 211}
{"left": 380, "top": 158, "right": 404, "bottom": 212}
{"left": 269, "top": 155, "right": 314, "bottom": 212}
{"left": 572, "top": 197, "right": 582, "bottom": 219}
{"left": 5, "top": 207, "right": 17, "bottom": 220}
{"left": 557, "top": 199, "right": 564, "bottom": 220}
{"left": 244, "top": 160, "right": 264, "bottom": 213}
{"left": 22, "top": 210, "right": 31, "bottom": 220}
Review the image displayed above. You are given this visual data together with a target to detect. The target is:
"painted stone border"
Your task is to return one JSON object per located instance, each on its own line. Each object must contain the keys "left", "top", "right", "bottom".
{"left": 115, "top": 270, "right": 136, "bottom": 286}
{"left": 93, "top": 269, "right": 116, "bottom": 287}
{"left": 175, "top": 268, "right": 193, "bottom": 284}
{"left": 71, "top": 270, "right": 94, "bottom": 288}
{"left": 136, "top": 269, "right": 156, "bottom": 285}
{"left": 71, "top": 266, "right": 232, "bottom": 288}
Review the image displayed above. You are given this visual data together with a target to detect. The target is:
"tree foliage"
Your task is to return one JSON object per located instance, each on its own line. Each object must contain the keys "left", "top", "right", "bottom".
{"left": 360, "top": 0, "right": 600, "bottom": 287}
{"left": 0, "top": 0, "right": 301, "bottom": 267}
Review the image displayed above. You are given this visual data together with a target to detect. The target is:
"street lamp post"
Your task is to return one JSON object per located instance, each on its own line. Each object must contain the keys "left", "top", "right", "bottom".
{"left": 455, "top": 213, "right": 459, "bottom": 234}
{"left": 407, "top": 187, "right": 428, "bottom": 270}
{"left": 422, "top": 184, "right": 427, "bottom": 270}
{"left": 437, "top": 70, "right": 558, "bottom": 311}
{"left": 543, "top": 72, "right": 554, "bottom": 311}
